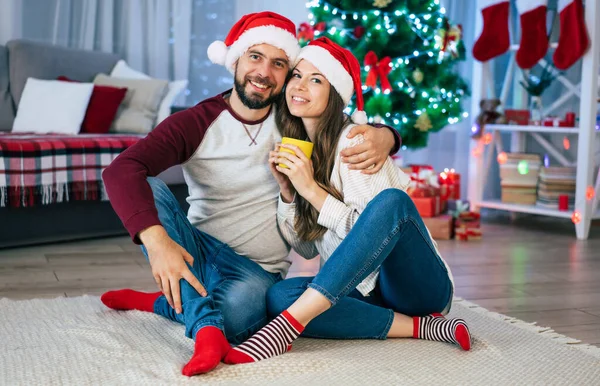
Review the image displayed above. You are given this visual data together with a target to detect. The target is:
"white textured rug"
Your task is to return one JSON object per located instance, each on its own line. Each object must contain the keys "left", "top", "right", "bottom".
{"left": 1, "top": 296, "right": 599, "bottom": 386}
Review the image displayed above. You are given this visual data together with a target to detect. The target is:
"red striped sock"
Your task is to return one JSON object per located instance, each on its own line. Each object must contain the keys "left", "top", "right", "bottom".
{"left": 413, "top": 314, "right": 472, "bottom": 351}
{"left": 224, "top": 310, "right": 305, "bottom": 364}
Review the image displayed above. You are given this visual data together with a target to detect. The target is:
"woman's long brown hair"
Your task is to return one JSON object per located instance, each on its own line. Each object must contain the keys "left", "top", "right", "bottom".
{"left": 275, "top": 75, "right": 351, "bottom": 241}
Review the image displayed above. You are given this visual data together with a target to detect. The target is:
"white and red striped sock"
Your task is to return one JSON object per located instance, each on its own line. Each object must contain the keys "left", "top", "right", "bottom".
{"left": 413, "top": 314, "right": 472, "bottom": 351}
{"left": 224, "top": 310, "right": 305, "bottom": 364}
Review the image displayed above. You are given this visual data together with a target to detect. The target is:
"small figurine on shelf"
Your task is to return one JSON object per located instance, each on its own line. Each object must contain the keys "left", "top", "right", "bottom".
{"left": 472, "top": 98, "right": 507, "bottom": 139}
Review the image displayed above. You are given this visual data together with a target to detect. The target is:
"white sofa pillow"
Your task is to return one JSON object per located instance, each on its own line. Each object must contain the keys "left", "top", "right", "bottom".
{"left": 110, "top": 60, "right": 188, "bottom": 125}
{"left": 12, "top": 78, "right": 94, "bottom": 134}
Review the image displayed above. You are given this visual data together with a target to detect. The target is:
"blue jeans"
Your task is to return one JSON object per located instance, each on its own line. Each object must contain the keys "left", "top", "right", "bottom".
{"left": 142, "top": 178, "right": 281, "bottom": 345}
{"left": 267, "top": 189, "right": 453, "bottom": 340}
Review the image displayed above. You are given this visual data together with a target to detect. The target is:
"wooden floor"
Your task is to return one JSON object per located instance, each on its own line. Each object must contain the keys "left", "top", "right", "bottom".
{"left": 1, "top": 214, "right": 600, "bottom": 348}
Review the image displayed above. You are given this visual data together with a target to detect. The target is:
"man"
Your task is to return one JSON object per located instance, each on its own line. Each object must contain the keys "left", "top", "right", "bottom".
{"left": 101, "top": 12, "right": 400, "bottom": 376}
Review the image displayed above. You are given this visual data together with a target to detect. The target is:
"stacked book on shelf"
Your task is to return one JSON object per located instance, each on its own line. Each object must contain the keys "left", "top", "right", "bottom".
{"left": 536, "top": 166, "right": 576, "bottom": 209}
{"left": 499, "top": 153, "right": 542, "bottom": 205}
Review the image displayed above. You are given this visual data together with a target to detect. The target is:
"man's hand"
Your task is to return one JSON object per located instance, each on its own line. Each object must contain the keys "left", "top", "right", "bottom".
{"left": 341, "top": 125, "right": 395, "bottom": 174}
{"left": 139, "top": 225, "right": 207, "bottom": 314}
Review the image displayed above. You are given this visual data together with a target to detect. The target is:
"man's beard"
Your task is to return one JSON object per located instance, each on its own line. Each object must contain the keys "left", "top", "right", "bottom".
{"left": 234, "top": 71, "right": 280, "bottom": 110}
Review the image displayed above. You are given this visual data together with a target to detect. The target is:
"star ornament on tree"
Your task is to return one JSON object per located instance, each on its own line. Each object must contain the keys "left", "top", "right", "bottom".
{"left": 373, "top": 0, "right": 393, "bottom": 8}
{"left": 414, "top": 112, "right": 433, "bottom": 132}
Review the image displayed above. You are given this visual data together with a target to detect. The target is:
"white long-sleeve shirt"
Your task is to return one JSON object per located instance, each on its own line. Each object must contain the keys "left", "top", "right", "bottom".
{"left": 277, "top": 124, "right": 455, "bottom": 297}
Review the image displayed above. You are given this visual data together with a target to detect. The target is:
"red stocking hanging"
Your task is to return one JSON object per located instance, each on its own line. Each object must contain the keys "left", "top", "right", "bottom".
{"left": 472, "top": 0, "right": 510, "bottom": 62}
{"left": 515, "top": 0, "right": 549, "bottom": 69}
{"left": 553, "top": 0, "right": 590, "bottom": 70}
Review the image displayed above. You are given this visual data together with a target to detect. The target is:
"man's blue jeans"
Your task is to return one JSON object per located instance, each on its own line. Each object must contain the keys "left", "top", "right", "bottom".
{"left": 267, "top": 189, "right": 453, "bottom": 339}
{"left": 142, "top": 178, "right": 281, "bottom": 345}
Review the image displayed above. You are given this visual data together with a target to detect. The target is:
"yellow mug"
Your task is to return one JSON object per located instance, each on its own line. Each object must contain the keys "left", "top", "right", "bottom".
{"left": 278, "top": 137, "right": 314, "bottom": 168}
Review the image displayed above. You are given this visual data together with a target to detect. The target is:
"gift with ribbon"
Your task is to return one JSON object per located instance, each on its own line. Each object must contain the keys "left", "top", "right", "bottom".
{"left": 407, "top": 165, "right": 439, "bottom": 198}
{"left": 455, "top": 211, "right": 482, "bottom": 241}
{"left": 364, "top": 51, "right": 392, "bottom": 92}
{"left": 439, "top": 168, "right": 461, "bottom": 201}
{"left": 406, "top": 165, "right": 443, "bottom": 217}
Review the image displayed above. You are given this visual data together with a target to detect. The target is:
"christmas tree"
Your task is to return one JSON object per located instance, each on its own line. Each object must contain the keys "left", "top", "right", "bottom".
{"left": 298, "top": 0, "right": 470, "bottom": 149}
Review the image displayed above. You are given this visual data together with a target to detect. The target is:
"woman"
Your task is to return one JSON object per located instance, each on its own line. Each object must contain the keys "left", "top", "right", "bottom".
{"left": 224, "top": 37, "right": 470, "bottom": 365}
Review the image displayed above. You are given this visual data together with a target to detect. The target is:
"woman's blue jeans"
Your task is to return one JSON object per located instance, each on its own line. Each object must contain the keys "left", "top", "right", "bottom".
{"left": 267, "top": 189, "right": 453, "bottom": 340}
{"left": 142, "top": 178, "right": 281, "bottom": 345}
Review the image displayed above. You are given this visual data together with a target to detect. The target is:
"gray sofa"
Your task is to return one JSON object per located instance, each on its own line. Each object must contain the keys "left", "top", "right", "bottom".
{"left": 0, "top": 39, "right": 187, "bottom": 248}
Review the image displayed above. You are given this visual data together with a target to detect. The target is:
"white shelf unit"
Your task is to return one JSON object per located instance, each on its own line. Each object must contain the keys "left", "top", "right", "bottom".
{"left": 468, "top": 0, "right": 600, "bottom": 240}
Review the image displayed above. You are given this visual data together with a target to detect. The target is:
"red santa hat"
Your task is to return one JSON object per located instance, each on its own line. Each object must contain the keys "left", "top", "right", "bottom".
{"left": 207, "top": 11, "right": 300, "bottom": 74}
{"left": 294, "top": 37, "right": 367, "bottom": 124}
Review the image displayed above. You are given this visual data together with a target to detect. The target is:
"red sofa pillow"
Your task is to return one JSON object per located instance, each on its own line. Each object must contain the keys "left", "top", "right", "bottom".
{"left": 57, "top": 76, "right": 127, "bottom": 134}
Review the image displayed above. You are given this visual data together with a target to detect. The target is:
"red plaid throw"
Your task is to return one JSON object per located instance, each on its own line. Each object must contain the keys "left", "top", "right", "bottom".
{"left": 0, "top": 132, "right": 142, "bottom": 208}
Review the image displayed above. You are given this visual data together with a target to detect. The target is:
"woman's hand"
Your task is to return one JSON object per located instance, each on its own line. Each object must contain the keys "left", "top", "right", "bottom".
{"left": 341, "top": 125, "right": 394, "bottom": 174}
{"left": 274, "top": 144, "right": 318, "bottom": 200}
{"left": 269, "top": 145, "right": 295, "bottom": 203}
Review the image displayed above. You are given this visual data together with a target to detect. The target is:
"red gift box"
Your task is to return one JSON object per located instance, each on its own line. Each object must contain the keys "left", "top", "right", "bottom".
{"left": 412, "top": 196, "right": 442, "bottom": 217}
{"left": 504, "top": 109, "right": 530, "bottom": 125}
{"left": 439, "top": 168, "right": 461, "bottom": 200}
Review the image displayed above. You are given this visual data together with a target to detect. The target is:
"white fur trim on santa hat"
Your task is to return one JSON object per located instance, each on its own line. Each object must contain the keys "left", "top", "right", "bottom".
{"left": 351, "top": 110, "right": 368, "bottom": 124}
{"left": 207, "top": 40, "right": 228, "bottom": 65}
{"left": 295, "top": 45, "right": 354, "bottom": 105}
{"left": 218, "top": 25, "right": 300, "bottom": 74}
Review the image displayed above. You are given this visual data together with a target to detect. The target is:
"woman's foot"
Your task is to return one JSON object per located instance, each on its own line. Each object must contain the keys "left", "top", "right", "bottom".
{"left": 100, "top": 289, "right": 161, "bottom": 312}
{"left": 224, "top": 310, "right": 304, "bottom": 364}
{"left": 413, "top": 314, "right": 472, "bottom": 350}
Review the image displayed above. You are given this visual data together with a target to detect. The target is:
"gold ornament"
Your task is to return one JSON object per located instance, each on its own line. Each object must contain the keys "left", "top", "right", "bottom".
{"left": 412, "top": 69, "right": 424, "bottom": 84}
{"left": 372, "top": 0, "right": 393, "bottom": 8}
{"left": 414, "top": 112, "right": 433, "bottom": 132}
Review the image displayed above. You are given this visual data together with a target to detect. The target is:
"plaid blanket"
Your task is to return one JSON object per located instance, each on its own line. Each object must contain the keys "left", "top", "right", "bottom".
{"left": 0, "top": 132, "right": 142, "bottom": 208}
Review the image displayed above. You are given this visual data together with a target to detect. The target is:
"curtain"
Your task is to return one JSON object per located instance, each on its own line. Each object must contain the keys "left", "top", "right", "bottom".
{"left": 3, "top": 0, "right": 192, "bottom": 105}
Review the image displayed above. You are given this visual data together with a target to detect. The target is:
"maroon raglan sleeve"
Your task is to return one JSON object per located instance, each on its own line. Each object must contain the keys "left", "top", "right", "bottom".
{"left": 374, "top": 123, "right": 402, "bottom": 155}
{"left": 102, "top": 100, "right": 220, "bottom": 244}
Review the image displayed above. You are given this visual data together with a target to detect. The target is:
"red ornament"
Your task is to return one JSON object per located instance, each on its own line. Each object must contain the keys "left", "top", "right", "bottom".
{"left": 364, "top": 51, "right": 392, "bottom": 92}
{"left": 563, "top": 136, "right": 570, "bottom": 150}
{"left": 353, "top": 25, "right": 366, "bottom": 39}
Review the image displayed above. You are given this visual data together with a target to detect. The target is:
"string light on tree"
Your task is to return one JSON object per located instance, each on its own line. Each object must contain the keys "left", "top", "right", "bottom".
{"left": 301, "top": 0, "right": 469, "bottom": 149}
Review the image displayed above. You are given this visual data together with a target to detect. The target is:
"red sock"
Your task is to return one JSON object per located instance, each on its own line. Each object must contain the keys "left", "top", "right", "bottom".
{"left": 553, "top": 0, "right": 590, "bottom": 70}
{"left": 472, "top": 0, "right": 510, "bottom": 62}
{"left": 516, "top": 0, "right": 549, "bottom": 69}
{"left": 100, "top": 289, "right": 161, "bottom": 312}
{"left": 413, "top": 314, "right": 471, "bottom": 351}
{"left": 182, "top": 326, "right": 231, "bottom": 376}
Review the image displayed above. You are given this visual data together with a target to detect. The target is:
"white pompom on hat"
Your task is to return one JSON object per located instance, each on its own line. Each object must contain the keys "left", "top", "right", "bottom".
{"left": 295, "top": 37, "right": 368, "bottom": 124}
{"left": 207, "top": 11, "right": 300, "bottom": 74}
